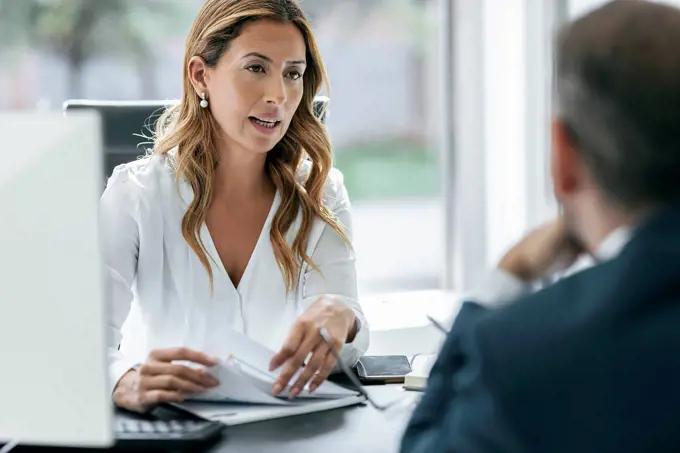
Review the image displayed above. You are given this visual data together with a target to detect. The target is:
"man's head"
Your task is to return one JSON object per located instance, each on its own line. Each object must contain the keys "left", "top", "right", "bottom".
{"left": 552, "top": 0, "right": 680, "bottom": 246}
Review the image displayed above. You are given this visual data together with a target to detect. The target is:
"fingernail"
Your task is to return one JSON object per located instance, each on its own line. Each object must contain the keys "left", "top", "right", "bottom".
{"left": 291, "top": 387, "right": 300, "bottom": 398}
{"left": 309, "top": 383, "right": 317, "bottom": 393}
{"left": 272, "top": 383, "right": 283, "bottom": 395}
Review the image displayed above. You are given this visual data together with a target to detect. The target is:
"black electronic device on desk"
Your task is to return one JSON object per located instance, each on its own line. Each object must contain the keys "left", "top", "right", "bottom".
{"left": 112, "top": 406, "right": 224, "bottom": 452}
{"left": 8, "top": 410, "right": 224, "bottom": 453}
{"left": 355, "top": 355, "right": 412, "bottom": 384}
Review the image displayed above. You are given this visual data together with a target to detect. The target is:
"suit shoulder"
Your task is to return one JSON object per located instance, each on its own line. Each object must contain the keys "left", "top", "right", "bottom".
{"left": 471, "top": 265, "right": 609, "bottom": 341}
{"left": 462, "top": 263, "right": 620, "bottom": 385}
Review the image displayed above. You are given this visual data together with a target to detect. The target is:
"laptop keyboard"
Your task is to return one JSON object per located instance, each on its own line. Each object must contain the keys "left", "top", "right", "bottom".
{"left": 115, "top": 418, "right": 224, "bottom": 448}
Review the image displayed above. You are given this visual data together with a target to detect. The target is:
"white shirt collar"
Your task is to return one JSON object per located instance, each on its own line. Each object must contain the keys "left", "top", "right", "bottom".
{"left": 593, "top": 227, "right": 633, "bottom": 262}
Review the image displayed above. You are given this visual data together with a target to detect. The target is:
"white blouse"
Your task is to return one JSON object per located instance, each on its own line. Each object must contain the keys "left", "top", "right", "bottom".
{"left": 99, "top": 154, "right": 369, "bottom": 393}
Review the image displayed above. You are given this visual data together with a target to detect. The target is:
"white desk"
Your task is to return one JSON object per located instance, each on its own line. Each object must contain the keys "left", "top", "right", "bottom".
{"left": 361, "top": 290, "right": 461, "bottom": 356}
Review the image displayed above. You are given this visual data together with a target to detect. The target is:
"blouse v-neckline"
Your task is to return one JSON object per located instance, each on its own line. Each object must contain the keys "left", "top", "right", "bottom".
{"left": 200, "top": 189, "right": 281, "bottom": 294}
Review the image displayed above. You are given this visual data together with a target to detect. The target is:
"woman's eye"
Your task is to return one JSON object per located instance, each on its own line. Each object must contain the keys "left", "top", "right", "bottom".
{"left": 247, "top": 65, "right": 265, "bottom": 74}
{"left": 287, "top": 71, "right": 303, "bottom": 80}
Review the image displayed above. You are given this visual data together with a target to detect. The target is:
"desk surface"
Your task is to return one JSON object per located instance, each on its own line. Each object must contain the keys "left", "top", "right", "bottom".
{"left": 206, "top": 385, "right": 418, "bottom": 453}
{"left": 12, "top": 386, "right": 419, "bottom": 453}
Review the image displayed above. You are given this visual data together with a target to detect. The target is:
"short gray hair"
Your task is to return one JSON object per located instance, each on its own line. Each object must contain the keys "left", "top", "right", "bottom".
{"left": 555, "top": 0, "right": 680, "bottom": 208}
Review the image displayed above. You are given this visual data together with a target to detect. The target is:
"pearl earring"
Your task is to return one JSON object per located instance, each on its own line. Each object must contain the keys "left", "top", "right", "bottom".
{"left": 199, "top": 92, "right": 209, "bottom": 108}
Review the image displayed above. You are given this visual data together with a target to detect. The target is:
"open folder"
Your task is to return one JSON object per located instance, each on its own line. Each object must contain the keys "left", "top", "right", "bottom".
{"left": 174, "top": 330, "right": 366, "bottom": 425}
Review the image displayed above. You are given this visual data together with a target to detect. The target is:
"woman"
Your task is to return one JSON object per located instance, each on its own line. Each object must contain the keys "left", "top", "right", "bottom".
{"left": 101, "top": 0, "right": 369, "bottom": 413}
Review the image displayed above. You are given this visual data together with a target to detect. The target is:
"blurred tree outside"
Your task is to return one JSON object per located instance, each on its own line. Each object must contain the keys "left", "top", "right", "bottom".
{"left": 335, "top": 138, "right": 439, "bottom": 200}
{"left": 0, "top": 0, "right": 440, "bottom": 201}
{"left": 0, "top": 0, "right": 190, "bottom": 99}
{"left": 303, "top": 0, "right": 440, "bottom": 201}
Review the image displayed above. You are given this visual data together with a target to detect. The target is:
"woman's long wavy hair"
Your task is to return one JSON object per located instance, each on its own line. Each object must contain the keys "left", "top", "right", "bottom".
{"left": 153, "top": 0, "right": 348, "bottom": 293}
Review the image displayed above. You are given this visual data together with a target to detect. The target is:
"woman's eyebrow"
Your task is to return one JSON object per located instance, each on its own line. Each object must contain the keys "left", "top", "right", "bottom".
{"left": 242, "top": 51, "right": 306, "bottom": 65}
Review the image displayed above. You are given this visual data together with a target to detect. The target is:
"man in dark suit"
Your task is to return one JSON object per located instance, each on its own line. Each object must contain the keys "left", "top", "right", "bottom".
{"left": 401, "top": 1, "right": 680, "bottom": 452}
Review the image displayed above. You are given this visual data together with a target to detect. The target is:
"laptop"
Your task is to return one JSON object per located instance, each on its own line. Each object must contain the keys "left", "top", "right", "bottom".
{"left": 0, "top": 112, "right": 222, "bottom": 450}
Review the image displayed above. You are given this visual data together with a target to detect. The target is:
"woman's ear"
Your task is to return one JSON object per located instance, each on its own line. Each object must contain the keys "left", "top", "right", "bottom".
{"left": 188, "top": 56, "right": 209, "bottom": 97}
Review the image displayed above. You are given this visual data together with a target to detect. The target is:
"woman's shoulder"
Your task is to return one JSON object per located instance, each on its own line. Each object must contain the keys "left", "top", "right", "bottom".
{"left": 296, "top": 159, "right": 349, "bottom": 208}
{"left": 103, "top": 153, "right": 176, "bottom": 200}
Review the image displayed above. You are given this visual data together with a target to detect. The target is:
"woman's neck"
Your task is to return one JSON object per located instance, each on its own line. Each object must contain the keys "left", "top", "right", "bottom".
{"left": 213, "top": 146, "right": 273, "bottom": 200}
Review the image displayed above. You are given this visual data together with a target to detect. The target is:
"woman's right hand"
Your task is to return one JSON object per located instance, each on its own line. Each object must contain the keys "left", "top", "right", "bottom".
{"left": 112, "top": 347, "right": 220, "bottom": 413}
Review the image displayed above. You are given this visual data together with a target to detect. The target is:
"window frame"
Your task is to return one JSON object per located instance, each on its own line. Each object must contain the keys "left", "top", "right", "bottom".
{"left": 444, "top": 0, "right": 563, "bottom": 292}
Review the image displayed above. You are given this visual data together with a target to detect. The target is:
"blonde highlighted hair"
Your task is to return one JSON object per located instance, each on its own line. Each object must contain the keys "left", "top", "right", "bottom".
{"left": 153, "top": 0, "right": 347, "bottom": 293}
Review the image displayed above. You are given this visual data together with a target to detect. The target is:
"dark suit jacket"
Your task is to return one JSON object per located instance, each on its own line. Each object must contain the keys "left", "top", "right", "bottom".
{"left": 401, "top": 207, "right": 680, "bottom": 453}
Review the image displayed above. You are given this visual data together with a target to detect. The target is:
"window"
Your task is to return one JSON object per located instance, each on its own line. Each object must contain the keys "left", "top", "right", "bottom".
{"left": 447, "top": 0, "right": 560, "bottom": 291}
{"left": 299, "top": 0, "right": 443, "bottom": 294}
{"left": 0, "top": 0, "right": 443, "bottom": 296}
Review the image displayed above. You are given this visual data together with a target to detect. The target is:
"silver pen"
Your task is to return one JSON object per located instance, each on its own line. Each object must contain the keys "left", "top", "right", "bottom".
{"left": 426, "top": 315, "right": 449, "bottom": 334}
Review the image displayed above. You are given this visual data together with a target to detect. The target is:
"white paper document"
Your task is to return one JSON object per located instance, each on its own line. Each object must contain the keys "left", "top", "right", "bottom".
{"left": 177, "top": 329, "right": 361, "bottom": 415}
{"left": 178, "top": 395, "right": 366, "bottom": 426}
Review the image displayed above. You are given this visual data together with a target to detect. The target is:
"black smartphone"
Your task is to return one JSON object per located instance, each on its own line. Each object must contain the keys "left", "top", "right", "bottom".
{"left": 356, "top": 355, "right": 412, "bottom": 384}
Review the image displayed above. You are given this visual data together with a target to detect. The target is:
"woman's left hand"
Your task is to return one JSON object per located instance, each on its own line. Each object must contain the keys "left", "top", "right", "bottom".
{"left": 269, "top": 296, "right": 357, "bottom": 398}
